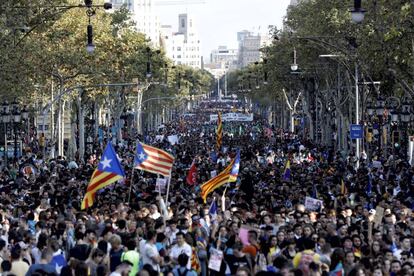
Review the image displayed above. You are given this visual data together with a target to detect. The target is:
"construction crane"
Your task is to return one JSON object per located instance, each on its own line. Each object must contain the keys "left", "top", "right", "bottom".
{"left": 154, "top": 0, "right": 206, "bottom": 6}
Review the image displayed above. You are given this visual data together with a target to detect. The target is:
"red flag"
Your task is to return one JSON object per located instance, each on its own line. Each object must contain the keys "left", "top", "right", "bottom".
{"left": 186, "top": 160, "right": 197, "bottom": 185}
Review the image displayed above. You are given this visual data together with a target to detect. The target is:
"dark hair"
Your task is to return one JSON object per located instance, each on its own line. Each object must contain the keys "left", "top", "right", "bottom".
{"left": 97, "top": 240, "right": 108, "bottom": 254}
{"left": 27, "top": 212, "right": 35, "bottom": 221}
{"left": 302, "top": 238, "right": 315, "bottom": 250}
{"left": 92, "top": 248, "right": 105, "bottom": 258}
{"left": 176, "top": 231, "right": 185, "bottom": 238}
{"left": 156, "top": 233, "right": 166, "bottom": 243}
{"left": 96, "top": 264, "right": 107, "bottom": 276}
{"left": 126, "top": 239, "right": 137, "bottom": 251}
{"left": 330, "top": 248, "right": 345, "bottom": 271}
{"left": 0, "top": 239, "right": 6, "bottom": 251}
{"left": 74, "top": 261, "right": 89, "bottom": 276}
{"left": 146, "top": 230, "right": 156, "bottom": 241}
{"left": 273, "top": 255, "right": 288, "bottom": 269}
{"left": 248, "top": 230, "right": 258, "bottom": 240}
{"left": 37, "top": 233, "right": 48, "bottom": 250}
{"left": 11, "top": 247, "right": 21, "bottom": 260}
{"left": 178, "top": 253, "right": 189, "bottom": 267}
{"left": 75, "top": 230, "right": 85, "bottom": 241}
{"left": 1, "top": 260, "right": 11, "bottom": 272}
{"left": 117, "top": 219, "right": 126, "bottom": 230}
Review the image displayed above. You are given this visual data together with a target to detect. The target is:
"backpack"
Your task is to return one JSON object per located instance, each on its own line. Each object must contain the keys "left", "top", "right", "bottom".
{"left": 177, "top": 268, "right": 189, "bottom": 276}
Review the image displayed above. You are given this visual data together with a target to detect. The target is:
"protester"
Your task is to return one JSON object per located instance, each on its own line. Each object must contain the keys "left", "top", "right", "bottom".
{"left": 0, "top": 101, "right": 412, "bottom": 276}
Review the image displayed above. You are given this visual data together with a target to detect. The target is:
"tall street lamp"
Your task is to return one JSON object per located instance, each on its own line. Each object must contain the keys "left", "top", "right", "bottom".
{"left": 291, "top": 47, "right": 298, "bottom": 72}
{"left": 1, "top": 101, "right": 11, "bottom": 166}
{"left": 350, "top": 0, "right": 366, "bottom": 24}
{"left": 11, "top": 100, "right": 22, "bottom": 162}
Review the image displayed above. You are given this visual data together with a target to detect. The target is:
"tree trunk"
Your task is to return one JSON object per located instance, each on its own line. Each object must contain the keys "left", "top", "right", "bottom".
{"left": 77, "top": 89, "right": 85, "bottom": 162}
{"left": 68, "top": 99, "right": 77, "bottom": 161}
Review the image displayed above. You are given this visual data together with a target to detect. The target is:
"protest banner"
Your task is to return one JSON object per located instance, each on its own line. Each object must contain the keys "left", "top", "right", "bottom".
{"left": 305, "top": 197, "right": 323, "bottom": 212}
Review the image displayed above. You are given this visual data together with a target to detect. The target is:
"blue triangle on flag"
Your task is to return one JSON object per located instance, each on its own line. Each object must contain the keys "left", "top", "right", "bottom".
{"left": 97, "top": 143, "right": 125, "bottom": 177}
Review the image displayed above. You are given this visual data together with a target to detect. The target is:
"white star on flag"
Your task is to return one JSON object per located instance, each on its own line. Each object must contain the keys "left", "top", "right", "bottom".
{"left": 100, "top": 156, "right": 112, "bottom": 169}
{"left": 138, "top": 153, "right": 146, "bottom": 160}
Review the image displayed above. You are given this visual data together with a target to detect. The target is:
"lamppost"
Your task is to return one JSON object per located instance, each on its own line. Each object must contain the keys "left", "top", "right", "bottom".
{"left": 350, "top": 0, "right": 366, "bottom": 24}
{"left": 11, "top": 100, "right": 22, "bottom": 162}
{"left": 0, "top": 100, "right": 27, "bottom": 164}
{"left": 1, "top": 101, "right": 11, "bottom": 166}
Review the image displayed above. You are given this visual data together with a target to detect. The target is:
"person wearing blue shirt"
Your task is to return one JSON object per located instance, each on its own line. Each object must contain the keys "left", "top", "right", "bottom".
{"left": 172, "top": 253, "right": 197, "bottom": 276}
{"left": 26, "top": 249, "right": 57, "bottom": 276}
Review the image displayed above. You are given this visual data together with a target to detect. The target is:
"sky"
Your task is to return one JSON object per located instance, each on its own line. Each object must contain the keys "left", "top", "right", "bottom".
{"left": 156, "top": 0, "right": 291, "bottom": 63}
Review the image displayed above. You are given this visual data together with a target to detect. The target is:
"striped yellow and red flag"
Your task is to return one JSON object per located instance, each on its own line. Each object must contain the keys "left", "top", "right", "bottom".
{"left": 200, "top": 159, "right": 234, "bottom": 203}
{"left": 81, "top": 143, "right": 125, "bottom": 210}
{"left": 216, "top": 112, "right": 223, "bottom": 150}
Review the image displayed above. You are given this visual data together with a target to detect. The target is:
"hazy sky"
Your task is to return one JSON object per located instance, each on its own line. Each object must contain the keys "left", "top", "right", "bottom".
{"left": 156, "top": 0, "right": 291, "bottom": 62}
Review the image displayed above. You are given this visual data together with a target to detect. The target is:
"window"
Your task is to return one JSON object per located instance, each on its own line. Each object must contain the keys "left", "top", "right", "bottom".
{"left": 181, "top": 18, "right": 185, "bottom": 28}
{"left": 190, "top": 19, "right": 193, "bottom": 27}
{"left": 177, "top": 55, "right": 181, "bottom": 58}
{"left": 177, "top": 47, "right": 181, "bottom": 51}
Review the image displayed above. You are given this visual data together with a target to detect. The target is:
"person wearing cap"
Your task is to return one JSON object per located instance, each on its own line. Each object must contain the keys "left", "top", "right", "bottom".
{"left": 169, "top": 232, "right": 192, "bottom": 270}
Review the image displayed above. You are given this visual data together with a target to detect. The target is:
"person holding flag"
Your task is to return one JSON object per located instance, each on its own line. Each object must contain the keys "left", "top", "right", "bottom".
{"left": 283, "top": 160, "right": 291, "bottom": 181}
{"left": 208, "top": 198, "right": 218, "bottom": 224}
{"left": 81, "top": 143, "right": 125, "bottom": 210}
{"left": 186, "top": 159, "right": 198, "bottom": 185}
{"left": 216, "top": 112, "right": 223, "bottom": 151}
{"left": 200, "top": 150, "right": 240, "bottom": 203}
{"left": 228, "top": 150, "right": 240, "bottom": 182}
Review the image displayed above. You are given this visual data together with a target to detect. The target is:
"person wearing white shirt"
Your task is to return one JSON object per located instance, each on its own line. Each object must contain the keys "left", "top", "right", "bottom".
{"left": 149, "top": 204, "right": 161, "bottom": 220}
{"left": 169, "top": 232, "right": 192, "bottom": 270}
{"left": 142, "top": 231, "right": 161, "bottom": 272}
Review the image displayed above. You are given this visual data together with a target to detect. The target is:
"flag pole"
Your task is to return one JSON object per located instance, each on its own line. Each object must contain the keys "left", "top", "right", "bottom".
{"left": 165, "top": 172, "right": 172, "bottom": 208}
{"left": 128, "top": 168, "right": 135, "bottom": 203}
{"left": 157, "top": 174, "right": 161, "bottom": 198}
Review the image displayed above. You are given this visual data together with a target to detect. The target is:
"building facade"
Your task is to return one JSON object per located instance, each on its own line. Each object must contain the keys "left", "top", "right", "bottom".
{"left": 160, "top": 14, "right": 202, "bottom": 69}
{"left": 210, "top": 46, "right": 238, "bottom": 70}
{"left": 109, "top": 0, "right": 161, "bottom": 47}
{"left": 237, "top": 29, "right": 271, "bottom": 68}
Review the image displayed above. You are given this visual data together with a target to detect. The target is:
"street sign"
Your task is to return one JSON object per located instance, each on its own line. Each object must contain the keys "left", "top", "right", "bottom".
{"left": 350, "top": 124, "right": 363, "bottom": 139}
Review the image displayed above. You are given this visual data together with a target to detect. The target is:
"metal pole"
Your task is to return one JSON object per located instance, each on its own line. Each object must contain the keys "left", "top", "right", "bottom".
{"left": 217, "top": 78, "right": 221, "bottom": 101}
{"left": 13, "top": 122, "right": 17, "bottom": 162}
{"left": 50, "top": 81, "right": 55, "bottom": 158}
{"left": 4, "top": 122, "right": 7, "bottom": 167}
{"left": 355, "top": 62, "right": 360, "bottom": 168}
{"left": 225, "top": 71, "right": 228, "bottom": 98}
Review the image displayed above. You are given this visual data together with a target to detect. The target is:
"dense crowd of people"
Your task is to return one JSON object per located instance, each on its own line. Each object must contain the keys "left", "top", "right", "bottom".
{"left": 0, "top": 101, "right": 413, "bottom": 276}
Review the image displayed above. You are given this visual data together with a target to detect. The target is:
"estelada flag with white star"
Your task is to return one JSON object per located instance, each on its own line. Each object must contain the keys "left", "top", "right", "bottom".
{"left": 134, "top": 141, "right": 175, "bottom": 177}
{"left": 228, "top": 149, "right": 240, "bottom": 182}
{"left": 81, "top": 143, "right": 125, "bottom": 209}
